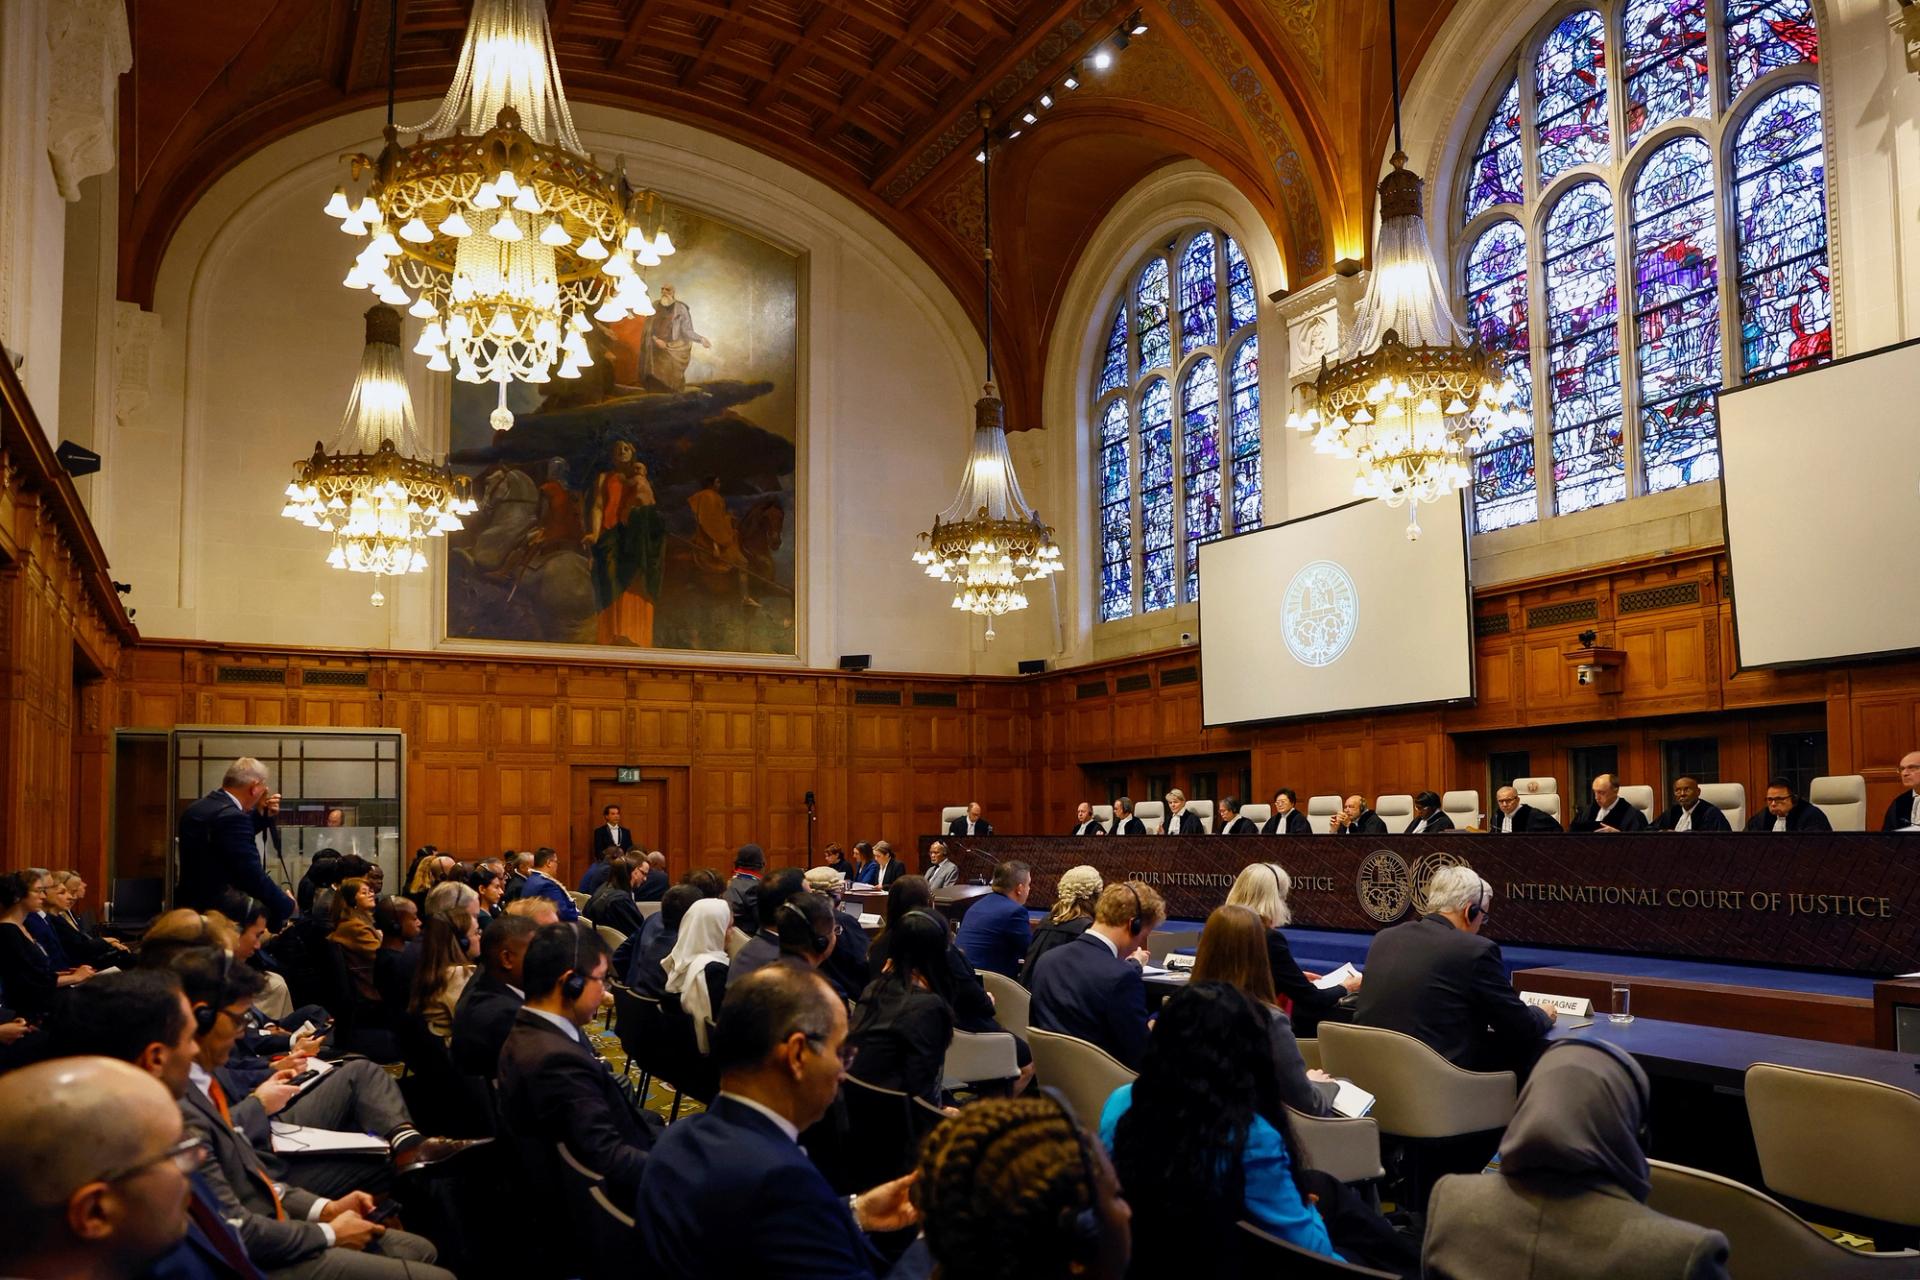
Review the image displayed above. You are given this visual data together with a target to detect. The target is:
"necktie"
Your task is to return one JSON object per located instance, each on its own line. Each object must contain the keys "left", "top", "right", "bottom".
{"left": 188, "top": 1182, "right": 261, "bottom": 1278}
{"left": 206, "top": 1080, "right": 286, "bottom": 1220}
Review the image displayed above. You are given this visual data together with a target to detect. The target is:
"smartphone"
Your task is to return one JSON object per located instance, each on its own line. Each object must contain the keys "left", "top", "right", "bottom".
{"left": 286, "top": 1070, "right": 319, "bottom": 1087}
{"left": 365, "top": 1199, "right": 400, "bottom": 1224}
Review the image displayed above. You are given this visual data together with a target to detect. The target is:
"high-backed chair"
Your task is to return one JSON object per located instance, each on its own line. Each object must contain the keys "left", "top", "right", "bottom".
{"left": 1028, "top": 1028, "right": 1136, "bottom": 1129}
{"left": 1317, "top": 1023, "right": 1517, "bottom": 1139}
{"left": 567, "top": 890, "right": 591, "bottom": 911}
{"left": 1240, "top": 802, "right": 1272, "bottom": 827}
{"left": 1184, "top": 799, "right": 1215, "bottom": 833}
{"left": 1441, "top": 790, "right": 1481, "bottom": 830}
{"left": 976, "top": 968, "right": 1029, "bottom": 1037}
{"left": 1133, "top": 800, "right": 1167, "bottom": 833}
{"left": 1286, "top": 1107, "right": 1385, "bottom": 1185}
{"left": 1306, "top": 795, "right": 1342, "bottom": 834}
{"left": 1091, "top": 803, "right": 1115, "bottom": 828}
{"left": 1809, "top": 775, "right": 1868, "bottom": 831}
{"left": 1374, "top": 794, "right": 1415, "bottom": 829}
{"left": 1618, "top": 785, "right": 1656, "bottom": 825}
{"left": 940, "top": 805, "right": 968, "bottom": 830}
{"left": 595, "top": 924, "right": 627, "bottom": 952}
{"left": 1510, "top": 777, "right": 1562, "bottom": 825}
{"left": 1297, "top": 1038, "right": 1321, "bottom": 1071}
{"left": 942, "top": 1029, "right": 1020, "bottom": 1091}
{"left": 637, "top": 900, "right": 662, "bottom": 918}
{"left": 1648, "top": 1160, "right": 1920, "bottom": 1280}
{"left": 724, "top": 927, "right": 751, "bottom": 960}
{"left": 1699, "top": 782, "right": 1747, "bottom": 829}
{"left": 1144, "top": 931, "right": 1200, "bottom": 965}
{"left": 1746, "top": 1063, "right": 1920, "bottom": 1231}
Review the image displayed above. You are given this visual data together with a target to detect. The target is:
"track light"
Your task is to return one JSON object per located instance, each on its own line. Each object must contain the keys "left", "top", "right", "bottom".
{"left": 1021, "top": 108, "right": 1037, "bottom": 124}
{"left": 1039, "top": 91, "right": 1054, "bottom": 108}
{"left": 1091, "top": 46, "right": 1112, "bottom": 69}
{"left": 1129, "top": 10, "right": 1148, "bottom": 34}
{"left": 1063, "top": 64, "right": 1081, "bottom": 89}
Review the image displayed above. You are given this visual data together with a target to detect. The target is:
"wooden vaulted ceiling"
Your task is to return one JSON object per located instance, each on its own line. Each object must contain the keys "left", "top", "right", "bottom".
{"left": 119, "top": 0, "right": 1450, "bottom": 425}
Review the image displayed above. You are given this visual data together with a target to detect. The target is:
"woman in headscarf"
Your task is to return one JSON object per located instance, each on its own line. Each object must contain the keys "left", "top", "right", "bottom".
{"left": 1022, "top": 865, "right": 1101, "bottom": 981}
{"left": 1424, "top": 1040, "right": 1730, "bottom": 1280}
{"left": 662, "top": 897, "right": 732, "bottom": 1054}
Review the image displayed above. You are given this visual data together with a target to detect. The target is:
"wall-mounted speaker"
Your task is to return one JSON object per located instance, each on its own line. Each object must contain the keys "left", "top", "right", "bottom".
{"left": 1017, "top": 659, "right": 1047, "bottom": 675}
{"left": 55, "top": 440, "right": 101, "bottom": 477}
{"left": 837, "top": 654, "right": 871, "bottom": 671}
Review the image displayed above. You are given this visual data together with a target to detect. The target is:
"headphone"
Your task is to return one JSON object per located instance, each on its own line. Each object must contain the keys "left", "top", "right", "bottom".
{"left": 779, "top": 900, "right": 830, "bottom": 954}
{"left": 1121, "top": 882, "right": 1144, "bottom": 937}
{"left": 1464, "top": 877, "right": 1491, "bottom": 925}
{"left": 561, "top": 924, "right": 589, "bottom": 1002}
{"left": 193, "top": 947, "right": 237, "bottom": 1036}
{"left": 1265, "top": 864, "right": 1286, "bottom": 899}
{"left": 1037, "top": 1086, "right": 1104, "bottom": 1255}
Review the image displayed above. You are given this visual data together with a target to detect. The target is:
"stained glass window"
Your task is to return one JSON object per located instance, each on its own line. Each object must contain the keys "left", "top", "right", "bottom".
{"left": 1098, "top": 398, "right": 1133, "bottom": 621}
{"left": 1543, "top": 182, "right": 1624, "bottom": 514}
{"left": 1464, "top": 220, "right": 1537, "bottom": 532}
{"left": 1137, "top": 258, "right": 1171, "bottom": 373}
{"left": 1179, "top": 233, "right": 1219, "bottom": 355}
{"left": 1466, "top": 78, "right": 1525, "bottom": 219}
{"left": 1733, "top": 83, "right": 1830, "bottom": 382}
{"left": 1229, "top": 338, "right": 1262, "bottom": 532}
{"left": 1632, "top": 135, "right": 1721, "bottom": 493}
{"left": 1181, "top": 358, "right": 1222, "bottom": 602}
{"left": 1139, "top": 378, "right": 1176, "bottom": 612}
{"left": 1096, "top": 305, "right": 1128, "bottom": 397}
{"left": 1622, "top": 0, "right": 1707, "bottom": 143}
{"left": 1535, "top": 11, "right": 1611, "bottom": 181}
{"left": 1225, "top": 236, "right": 1257, "bottom": 330}
{"left": 1724, "top": 0, "right": 1817, "bottom": 100}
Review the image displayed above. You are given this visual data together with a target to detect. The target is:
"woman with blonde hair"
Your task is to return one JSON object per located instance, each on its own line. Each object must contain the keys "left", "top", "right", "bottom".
{"left": 43, "top": 870, "right": 129, "bottom": 968}
{"left": 1022, "top": 865, "right": 1103, "bottom": 979}
{"left": 409, "top": 897, "right": 479, "bottom": 1040}
{"left": 1227, "top": 861, "right": 1359, "bottom": 1035}
{"left": 328, "top": 875, "right": 383, "bottom": 1000}
{"left": 1192, "top": 904, "right": 1338, "bottom": 1116}
{"left": 136, "top": 907, "right": 238, "bottom": 970}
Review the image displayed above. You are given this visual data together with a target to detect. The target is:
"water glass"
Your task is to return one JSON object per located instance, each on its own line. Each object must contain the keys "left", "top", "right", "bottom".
{"left": 1609, "top": 983, "right": 1634, "bottom": 1025}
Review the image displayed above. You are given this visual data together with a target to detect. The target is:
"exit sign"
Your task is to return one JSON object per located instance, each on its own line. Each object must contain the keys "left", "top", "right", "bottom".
{"left": 615, "top": 767, "right": 641, "bottom": 784}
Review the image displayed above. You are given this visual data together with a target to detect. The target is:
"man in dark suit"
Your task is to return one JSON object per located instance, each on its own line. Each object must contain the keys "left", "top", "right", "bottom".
{"left": 149, "top": 1172, "right": 270, "bottom": 1280}
{"left": 1489, "top": 786, "right": 1561, "bottom": 833}
{"left": 1884, "top": 751, "right": 1920, "bottom": 831}
{"left": 624, "top": 884, "right": 698, "bottom": 995}
{"left": 1653, "top": 776, "right": 1732, "bottom": 832}
{"left": 519, "top": 846, "right": 578, "bottom": 921}
{"left": 1110, "top": 796, "right": 1147, "bottom": 835}
{"left": 175, "top": 757, "right": 295, "bottom": 929}
{"left": 953, "top": 861, "right": 1032, "bottom": 979}
{"left": 586, "top": 856, "right": 649, "bottom": 938}
{"left": 1747, "top": 778, "right": 1833, "bottom": 832}
{"left": 634, "top": 965, "right": 918, "bottom": 1277}
{"left": 1027, "top": 881, "right": 1165, "bottom": 1069}
{"left": 1355, "top": 865, "right": 1554, "bottom": 1073}
{"left": 502, "top": 850, "right": 532, "bottom": 902}
{"left": 948, "top": 801, "right": 992, "bottom": 836}
{"left": 1217, "top": 796, "right": 1258, "bottom": 834}
{"left": 871, "top": 840, "right": 907, "bottom": 888}
{"left": 499, "top": 923, "right": 662, "bottom": 1276}
{"left": 1069, "top": 801, "right": 1106, "bottom": 836}
{"left": 1160, "top": 789, "right": 1204, "bottom": 834}
{"left": 1332, "top": 794, "right": 1389, "bottom": 835}
{"left": 723, "top": 843, "right": 767, "bottom": 932}
{"left": 591, "top": 803, "right": 634, "bottom": 860}
{"left": 804, "top": 866, "right": 871, "bottom": 1001}
{"left": 634, "top": 851, "right": 670, "bottom": 900}
{"left": 1570, "top": 774, "right": 1650, "bottom": 833}
{"left": 1403, "top": 790, "right": 1455, "bottom": 834}
{"left": 728, "top": 869, "right": 806, "bottom": 989}
{"left": 1260, "top": 788, "right": 1313, "bottom": 835}
{"left": 451, "top": 913, "right": 538, "bottom": 1077}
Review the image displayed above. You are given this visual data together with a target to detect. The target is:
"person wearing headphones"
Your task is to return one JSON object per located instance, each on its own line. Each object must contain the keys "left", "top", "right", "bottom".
{"left": 772, "top": 893, "right": 840, "bottom": 975}
{"left": 1354, "top": 865, "right": 1554, "bottom": 1076}
{"left": 1424, "top": 1040, "right": 1730, "bottom": 1280}
{"left": 1027, "top": 881, "right": 1166, "bottom": 1070}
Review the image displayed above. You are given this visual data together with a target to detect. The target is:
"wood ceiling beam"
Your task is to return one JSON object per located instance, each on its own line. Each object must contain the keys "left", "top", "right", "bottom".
{"left": 748, "top": 4, "right": 841, "bottom": 111}
{"left": 678, "top": 0, "right": 751, "bottom": 90}
{"left": 811, "top": 0, "right": 950, "bottom": 142}
{"left": 642, "top": 32, "right": 898, "bottom": 131}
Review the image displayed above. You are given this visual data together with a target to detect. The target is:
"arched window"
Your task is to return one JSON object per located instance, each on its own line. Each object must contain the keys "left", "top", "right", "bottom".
{"left": 1456, "top": 0, "right": 1827, "bottom": 533}
{"left": 1093, "top": 228, "right": 1261, "bottom": 621}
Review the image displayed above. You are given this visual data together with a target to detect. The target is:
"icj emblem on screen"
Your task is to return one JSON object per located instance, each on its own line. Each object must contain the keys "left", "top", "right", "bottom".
{"left": 1282, "top": 561, "right": 1357, "bottom": 667}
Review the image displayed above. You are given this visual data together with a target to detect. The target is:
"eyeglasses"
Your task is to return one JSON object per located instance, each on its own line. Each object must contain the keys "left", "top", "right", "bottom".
{"left": 97, "top": 1135, "right": 209, "bottom": 1185}
{"left": 804, "top": 1034, "right": 858, "bottom": 1069}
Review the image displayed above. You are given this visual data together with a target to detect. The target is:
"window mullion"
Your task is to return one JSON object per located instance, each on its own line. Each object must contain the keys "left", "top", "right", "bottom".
{"left": 1517, "top": 58, "right": 1554, "bottom": 522}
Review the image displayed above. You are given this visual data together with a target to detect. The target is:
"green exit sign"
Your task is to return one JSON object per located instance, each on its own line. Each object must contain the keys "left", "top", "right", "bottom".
{"left": 615, "top": 767, "right": 641, "bottom": 784}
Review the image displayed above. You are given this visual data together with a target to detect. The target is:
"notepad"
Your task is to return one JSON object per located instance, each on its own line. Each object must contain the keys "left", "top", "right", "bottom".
{"left": 858, "top": 914, "right": 883, "bottom": 928}
{"left": 1312, "top": 962, "right": 1360, "bottom": 990}
{"left": 269, "top": 1122, "right": 388, "bottom": 1156}
{"left": 1332, "top": 1080, "right": 1376, "bottom": 1119}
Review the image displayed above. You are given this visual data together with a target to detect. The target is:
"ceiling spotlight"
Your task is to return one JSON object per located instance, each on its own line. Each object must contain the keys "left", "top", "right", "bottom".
{"left": 1021, "top": 108, "right": 1037, "bottom": 124}
{"left": 1063, "top": 64, "right": 1081, "bottom": 89}
{"left": 1039, "top": 91, "right": 1054, "bottom": 108}
{"left": 1129, "top": 10, "right": 1148, "bottom": 34}
{"left": 1008, "top": 127, "right": 1023, "bottom": 139}
{"left": 975, "top": 149, "right": 986, "bottom": 162}
{"left": 1091, "top": 47, "right": 1112, "bottom": 69}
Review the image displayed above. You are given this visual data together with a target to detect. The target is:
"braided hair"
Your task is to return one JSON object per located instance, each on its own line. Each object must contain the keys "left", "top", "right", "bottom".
{"left": 915, "top": 1098, "right": 1106, "bottom": 1280}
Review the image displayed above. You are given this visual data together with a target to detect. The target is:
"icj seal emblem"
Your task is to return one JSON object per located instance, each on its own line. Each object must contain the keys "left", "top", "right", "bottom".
{"left": 1356, "top": 849, "right": 1411, "bottom": 924}
{"left": 1282, "top": 561, "right": 1358, "bottom": 667}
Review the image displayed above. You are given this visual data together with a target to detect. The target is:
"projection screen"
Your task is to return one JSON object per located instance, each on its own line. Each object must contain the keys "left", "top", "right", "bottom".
{"left": 1720, "top": 339, "right": 1920, "bottom": 668}
{"left": 1197, "top": 494, "right": 1474, "bottom": 727}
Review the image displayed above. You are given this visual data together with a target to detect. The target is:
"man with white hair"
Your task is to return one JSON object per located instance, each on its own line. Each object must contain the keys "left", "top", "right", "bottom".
{"left": 176, "top": 756, "right": 296, "bottom": 929}
{"left": 1355, "top": 864, "right": 1554, "bottom": 1073}
{"left": 922, "top": 840, "right": 959, "bottom": 890}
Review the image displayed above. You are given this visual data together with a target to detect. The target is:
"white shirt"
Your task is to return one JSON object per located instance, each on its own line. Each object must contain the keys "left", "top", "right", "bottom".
{"left": 1499, "top": 810, "right": 1514, "bottom": 833}
{"left": 1910, "top": 792, "right": 1920, "bottom": 826}
{"left": 1407, "top": 816, "right": 1429, "bottom": 834}
{"left": 964, "top": 819, "right": 979, "bottom": 835}
{"left": 716, "top": 1091, "right": 799, "bottom": 1144}
{"left": 1675, "top": 804, "right": 1694, "bottom": 832}
{"left": 1164, "top": 810, "right": 1182, "bottom": 834}
{"left": 1073, "top": 821, "right": 1097, "bottom": 835}
{"left": 525, "top": 1007, "right": 582, "bottom": 1043}
{"left": 605, "top": 823, "right": 622, "bottom": 841}
{"left": 1273, "top": 814, "right": 1288, "bottom": 835}
{"left": 1773, "top": 814, "right": 1787, "bottom": 832}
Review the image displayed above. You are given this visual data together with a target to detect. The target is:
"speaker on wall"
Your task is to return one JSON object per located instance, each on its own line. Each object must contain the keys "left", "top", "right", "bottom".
{"left": 837, "top": 654, "right": 871, "bottom": 671}
{"left": 1017, "top": 659, "right": 1048, "bottom": 675}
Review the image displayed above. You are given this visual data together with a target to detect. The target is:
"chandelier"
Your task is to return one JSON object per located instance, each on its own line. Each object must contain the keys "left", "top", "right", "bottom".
{"left": 323, "top": 0, "right": 672, "bottom": 430}
{"left": 282, "top": 305, "right": 476, "bottom": 606}
{"left": 912, "top": 106, "right": 1063, "bottom": 637}
{"left": 1283, "top": 0, "right": 1521, "bottom": 539}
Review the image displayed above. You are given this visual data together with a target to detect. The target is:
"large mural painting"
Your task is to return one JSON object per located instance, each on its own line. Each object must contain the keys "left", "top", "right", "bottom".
{"left": 445, "top": 207, "right": 798, "bottom": 655}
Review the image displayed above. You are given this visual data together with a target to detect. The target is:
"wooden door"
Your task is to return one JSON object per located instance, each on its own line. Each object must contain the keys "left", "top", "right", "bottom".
{"left": 586, "top": 780, "right": 667, "bottom": 860}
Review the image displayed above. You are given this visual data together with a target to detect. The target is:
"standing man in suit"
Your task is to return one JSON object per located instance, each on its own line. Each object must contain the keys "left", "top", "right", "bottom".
{"left": 1489, "top": 786, "right": 1560, "bottom": 833}
{"left": 871, "top": 841, "right": 907, "bottom": 888}
{"left": 922, "top": 841, "right": 959, "bottom": 890}
{"left": 519, "top": 847, "right": 578, "bottom": 921}
{"left": 1884, "top": 751, "right": 1920, "bottom": 831}
{"left": 450, "top": 914, "right": 538, "bottom": 1077}
{"left": 724, "top": 844, "right": 767, "bottom": 932}
{"left": 1260, "top": 788, "right": 1312, "bottom": 835}
{"left": 1069, "top": 802, "right": 1106, "bottom": 836}
{"left": 1570, "top": 774, "right": 1649, "bottom": 833}
{"left": 1331, "top": 795, "right": 1389, "bottom": 836}
{"left": 1110, "top": 797, "right": 1147, "bottom": 836}
{"left": 176, "top": 758, "right": 295, "bottom": 930}
{"left": 1027, "top": 881, "right": 1165, "bottom": 1069}
{"left": 1747, "top": 779, "right": 1833, "bottom": 832}
{"left": 1161, "top": 789, "right": 1204, "bottom": 835}
{"left": 953, "top": 861, "right": 1033, "bottom": 978}
{"left": 1217, "top": 796, "right": 1258, "bottom": 834}
{"left": 1653, "top": 777, "right": 1731, "bottom": 832}
{"left": 634, "top": 965, "right": 919, "bottom": 1277}
{"left": 634, "top": 851, "right": 670, "bottom": 901}
{"left": 1403, "top": 791, "right": 1455, "bottom": 835}
{"left": 949, "top": 801, "right": 992, "bottom": 836}
{"left": 592, "top": 804, "right": 634, "bottom": 861}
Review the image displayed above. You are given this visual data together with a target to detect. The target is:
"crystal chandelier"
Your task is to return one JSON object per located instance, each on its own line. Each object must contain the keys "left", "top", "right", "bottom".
{"left": 282, "top": 305, "right": 476, "bottom": 606}
{"left": 912, "top": 105, "right": 1063, "bottom": 637}
{"left": 323, "top": 0, "right": 672, "bottom": 430}
{"left": 1283, "top": 0, "right": 1521, "bottom": 539}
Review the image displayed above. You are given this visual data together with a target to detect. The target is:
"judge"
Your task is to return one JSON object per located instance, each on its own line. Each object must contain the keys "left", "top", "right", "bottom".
{"left": 1489, "top": 786, "right": 1561, "bottom": 834}
{"left": 1403, "top": 791, "right": 1454, "bottom": 835}
{"left": 1884, "top": 751, "right": 1920, "bottom": 832}
{"left": 1652, "top": 777, "right": 1731, "bottom": 832}
{"left": 1111, "top": 797, "right": 1147, "bottom": 836}
{"left": 1160, "top": 789, "right": 1204, "bottom": 835}
{"left": 948, "top": 801, "right": 992, "bottom": 837}
{"left": 1259, "top": 788, "right": 1312, "bottom": 836}
{"left": 1570, "top": 774, "right": 1649, "bottom": 833}
{"left": 1217, "top": 796, "right": 1258, "bottom": 835}
{"left": 1746, "top": 779, "right": 1833, "bottom": 832}
{"left": 1331, "top": 795, "right": 1388, "bottom": 836}
{"left": 1069, "top": 802, "right": 1106, "bottom": 837}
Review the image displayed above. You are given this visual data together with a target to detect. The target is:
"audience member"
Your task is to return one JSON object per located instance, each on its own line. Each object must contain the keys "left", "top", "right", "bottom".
{"left": 634, "top": 966, "right": 919, "bottom": 1278}
{"left": 1192, "top": 905, "right": 1337, "bottom": 1116}
{"left": 468, "top": 864, "right": 505, "bottom": 919}
{"left": 846, "top": 909, "right": 956, "bottom": 1103}
{"left": 1028, "top": 881, "right": 1163, "bottom": 1069}
{"left": 1404, "top": 790, "right": 1454, "bottom": 834}
{"left": 408, "top": 901, "right": 479, "bottom": 1042}
{"left": 450, "top": 912, "right": 539, "bottom": 1078}
{"left": 501, "top": 851, "right": 533, "bottom": 901}
{"left": 136, "top": 908, "right": 237, "bottom": 973}
{"left": 1069, "top": 802, "right": 1106, "bottom": 836}
{"left": 1424, "top": 1041, "right": 1730, "bottom": 1280}
{"left": 624, "top": 884, "right": 699, "bottom": 995}
{"left": 869, "top": 877, "right": 1004, "bottom": 1052}
{"left": 504, "top": 896, "right": 560, "bottom": 927}
{"left": 1571, "top": 773, "right": 1650, "bottom": 833}
{"left": 948, "top": 801, "right": 991, "bottom": 836}
{"left": 1160, "top": 789, "right": 1203, "bottom": 834}
{"left": 175, "top": 758, "right": 295, "bottom": 930}
{"left": 1883, "top": 751, "right": 1920, "bottom": 831}
{"left": 723, "top": 843, "right": 767, "bottom": 929}
{"left": 585, "top": 855, "right": 648, "bottom": 938}
{"left": 298, "top": 850, "right": 343, "bottom": 916}
{"left": 1226, "top": 861, "right": 1358, "bottom": 1036}
{"left": 1747, "top": 778, "right": 1833, "bottom": 832}
{"left": 953, "top": 860, "right": 1032, "bottom": 979}
{"left": 822, "top": 842, "right": 851, "bottom": 878}
{"left": 1332, "top": 795, "right": 1388, "bottom": 835}
{"left": 1217, "top": 796, "right": 1258, "bottom": 834}
{"left": 518, "top": 847, "right": 577, "bottom": 922}
{"left": 871, "top": 840, "right": 906, "bottom": 888}
{"left": 1489, "top": 785, "right": 1561, "bottom": 833}
{"left": 922, "top": 840, "right": 959, "bottom": 890}
{"left": 44, "top": 869, "right": 130, "bottom": 968}
{"left": 1261, "top": 788, "right": 1312, "bottom": 835}
{"left": 370, "top": 896, "right": 421, "bottom": 1008}
{"left": 0, "top": 869, "right": 90, "bottom": 1020}
{"left": 1022, "top": 864, "right": 1102, "bottom": 983}
{"left": 223, "top": 897, "right": 298, "bottom": 1025}
{"left": 1653, "top": 777, "right": 1731, "bottom": 832}
{"left": 634, "top": 851, "right": 670, "bottom": 901}
{"left": 850, "top": 841, "right": 879, "bottom": 886}
{"left": 327, "top": 877, "right": 382, "bottom": 1003}
{"left": 802, "top": 867, "right": 871, "bottom": 1000}
{"left": 773, "top": 893, "right": 840, "bottom": 974}
{"left": 728, "top": 868, "right": 806, "bottom": 987}
{"left": 24, "top": 866, "right": 76, "bottom": 971}
{"left": 915, "top": 1097, "right": 1130, "bottom": 1280}
{"left": 663, "top": 898, "right": 733, "bottom": 1053}
{"left": 1355, "top": 865, "right": 1553, "bottom": 1072}
{"left": 1110, "top": 796, "right": 1146, "bottom": 836}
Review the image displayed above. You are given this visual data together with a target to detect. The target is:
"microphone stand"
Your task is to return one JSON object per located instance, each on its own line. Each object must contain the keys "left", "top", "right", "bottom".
{"left": 805, "top": 790, "right": 817, "bottom": 867}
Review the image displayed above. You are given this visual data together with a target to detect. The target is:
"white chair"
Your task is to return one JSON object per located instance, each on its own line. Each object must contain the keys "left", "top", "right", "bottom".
{"left": 1240, "top": 803, "right": 1272, "bottom": 827}
{"left": 1531, "top": 792, "right": 1563, "bottom": 824}
{"left": 637, "top": 900, "right": 662, "bottom": 918}
{"left": 724, "top": 927, "right": 751, "bottom": 959}
{"left": 1618, "top": 785, "right": 1657, "bottom": 825}
{"left": 1133, "top": 800, "right": 1166, "bottom": 833}
{"left": 1287, "top": 1107, "right": 1385, "bottom": 1185}
{"left": 976, "top": 968, "right": 1029, "bottom": 1037}
{"left": 595, "top": 925, "right": 628, "bottom": 952}
{"left": 1185, "top": 800, "right": 1215, "bottom": 833}
{"left": 1746, "top": 1063, "right": 1920, "bottom": 1230}
{"left": 1306, "top": 795, "right": 1342, "bottom": 834}
{"left": 1091, "top": 803, "right": 1115, "bottom": 828}
{"left": 1648, "top": 1160, "right": 1920, "bottom": 1280}
{"left": 1029, "top": 1028, "right": 1136, "bottom": 1129}
{"left": 1699, "top": 782, "right": 1746, "bottom": 829}
{"left": 1809, "top": 774, "right": 1868, "bottom": 831}
{"left": 1318, "top": 1023, "right": 1517, "bottom": 1140}
{"left": 1441, "top": 790, "right": 1481, "bottom": 830}
{"left": 940, "top": 806, "right": 968, "bottom": 829}
{"left": 942, "top": 1029, "right": 1020, "bottom": 1090}
{"left": 1511, "top": 778, "right": 1562, "bottom": 825}
{"left": 1374, "top": 794, "right": 1414, "bottom": 830}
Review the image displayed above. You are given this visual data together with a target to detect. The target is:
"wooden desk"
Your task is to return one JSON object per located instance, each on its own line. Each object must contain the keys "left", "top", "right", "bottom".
{"left": 1550, "top": 1016, "right": 1920, "bottom": 1094}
